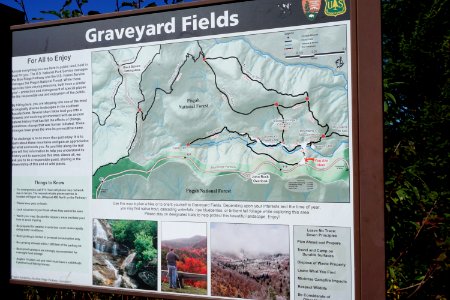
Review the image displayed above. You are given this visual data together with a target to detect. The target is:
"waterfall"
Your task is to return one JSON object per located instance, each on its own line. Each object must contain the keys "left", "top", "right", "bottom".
{"left": 114, "top": 276, "right": 123, "bottom": 287}
{"left": 112, "top": 243, "right": 118, "bottom": 256}
{"left": 105, "top": 259, "right": 122, "bottom": 287}
{"left": 95, "top": 242, "right": 106, "bottom": 252}
{"left": 93, "top": 219, "right": 108, "bottom": 240}
{"left": 92, "top": 219, "right": 128, "bottom": 288}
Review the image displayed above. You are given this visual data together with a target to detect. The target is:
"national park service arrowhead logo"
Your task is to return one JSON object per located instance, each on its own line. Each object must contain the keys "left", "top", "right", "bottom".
{"left": 324, "top": 0, "right": 347, "bottom": 17}
{"left": 302, "top": 0, "right": 321, "bottom": 21}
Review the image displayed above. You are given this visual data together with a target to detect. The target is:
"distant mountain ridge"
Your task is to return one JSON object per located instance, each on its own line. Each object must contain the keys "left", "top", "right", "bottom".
{"left": 162, "top": 235, "right": 206, "bottom": 249}
{"left": 213, "top": 249, "right": 289, "bottom": 260}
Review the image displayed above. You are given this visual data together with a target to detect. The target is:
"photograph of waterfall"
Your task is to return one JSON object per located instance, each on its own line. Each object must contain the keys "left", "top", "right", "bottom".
{"left": 93, "top": 219, "right": 158, "bottom": 290}
{"left": 161, "top": 221, "right": 207, "bottom": 295}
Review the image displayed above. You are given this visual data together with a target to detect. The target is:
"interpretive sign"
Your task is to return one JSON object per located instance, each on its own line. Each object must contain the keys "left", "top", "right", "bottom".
{"left": 10, "top": 0, "right": 384, "bottom": 299}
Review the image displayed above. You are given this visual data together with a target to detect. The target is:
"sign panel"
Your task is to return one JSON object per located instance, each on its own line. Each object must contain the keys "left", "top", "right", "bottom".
{"left": 10, "top": 0, "right": 360, "bottom": 299}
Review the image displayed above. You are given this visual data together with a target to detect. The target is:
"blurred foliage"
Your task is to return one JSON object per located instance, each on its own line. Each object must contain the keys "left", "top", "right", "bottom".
{"left": 22, "top": 285, "right": 165, "bottom": 299}
{"left": 119, "top": 0, "right": 184, "bottom": 10}
{"left": 29, "top": 0, "right": 186, "bottom": 20}
{"left": 12, "top": 0, "right": 28, "bottom": 22}
{"left": 36, "top": 0, "right": 97, "bottom": 20}
{"left": 383, "top": 0, "right": 450, "bottom": 298}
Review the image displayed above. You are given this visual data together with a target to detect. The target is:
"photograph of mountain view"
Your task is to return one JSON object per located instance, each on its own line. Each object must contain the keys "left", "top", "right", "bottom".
{"left": 161, "top": 221, "right": 207, "bottom": 295}
{"left": 211, "top": 223, "right": 290, "bottom": 299}
{"left": 92, "top": 219, "right": 157, "bottom": 290}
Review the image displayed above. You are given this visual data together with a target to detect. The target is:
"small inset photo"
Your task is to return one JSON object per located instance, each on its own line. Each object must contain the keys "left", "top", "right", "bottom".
{"left": 93, "top": 219, "right": 158, "bottom": 290}
{"left": 161, "top": 221, "right": 207, "bottom": 295}
{"left": 211, "top": 223, "right": 290, "bottom": 299}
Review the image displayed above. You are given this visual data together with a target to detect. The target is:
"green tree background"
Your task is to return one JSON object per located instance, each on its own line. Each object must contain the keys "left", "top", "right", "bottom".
{"left": 6, "top": 0, "right": 450, "bottom": 299}
{"left": 109, "top": 220, "right": 158, "bottom": 270}
{"left": 383, "top": 0, "right": 449, "bottom": 298}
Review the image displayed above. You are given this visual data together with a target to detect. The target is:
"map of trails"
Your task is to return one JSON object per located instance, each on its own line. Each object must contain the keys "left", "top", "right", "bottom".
{"left": 92, "top": 24, "right": 350, "bottom": 202}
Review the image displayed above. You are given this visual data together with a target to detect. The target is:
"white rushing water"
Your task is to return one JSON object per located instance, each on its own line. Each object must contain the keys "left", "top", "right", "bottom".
{"left": 93, "top": 219, "right": 108, "bottom": 240}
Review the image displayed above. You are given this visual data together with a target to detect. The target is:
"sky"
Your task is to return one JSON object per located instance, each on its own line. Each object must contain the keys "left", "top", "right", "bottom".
{"left": 162, "top": 221, "right": 206, "bottom": 241}
{"left": 0, "top": 0, "right": 189, "bottom": 23}
{"left": 211, "top": 223, "right": 290, "bottom": 255}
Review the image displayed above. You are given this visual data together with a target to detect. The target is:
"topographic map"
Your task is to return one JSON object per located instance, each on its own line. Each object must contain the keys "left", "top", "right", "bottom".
{"left": 92, "top": 24, "right": 350, "bottom": 202}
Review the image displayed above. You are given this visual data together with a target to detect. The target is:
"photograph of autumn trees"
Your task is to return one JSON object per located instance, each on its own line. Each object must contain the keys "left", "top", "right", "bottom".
{"left": 211, "top": 223, "right": 290, "bottom": 299}
{"left": 161, "top": 221, "right": 207, "bottom": 295}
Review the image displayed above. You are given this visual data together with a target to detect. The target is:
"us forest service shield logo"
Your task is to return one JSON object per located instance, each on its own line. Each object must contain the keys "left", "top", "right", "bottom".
{"left": 302, "top": 0, "right": 321, "bottom": 21}
{"left": 324, "top": 0, "right": 347, "bottom": 17}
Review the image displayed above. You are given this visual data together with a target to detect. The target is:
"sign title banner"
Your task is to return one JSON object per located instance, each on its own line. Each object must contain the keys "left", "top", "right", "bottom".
{"left": 13, "top": 0, "right": 350, "bottom": 56}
